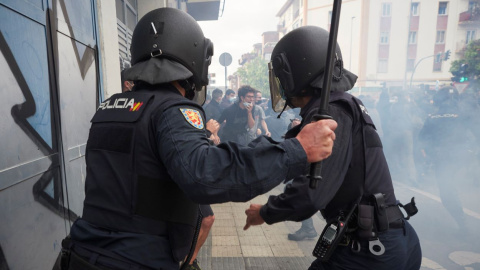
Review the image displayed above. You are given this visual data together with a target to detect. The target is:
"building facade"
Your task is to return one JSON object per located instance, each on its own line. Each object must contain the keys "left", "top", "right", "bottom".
{"left": 277, "top": 0, "right": 480, "bottom": 91}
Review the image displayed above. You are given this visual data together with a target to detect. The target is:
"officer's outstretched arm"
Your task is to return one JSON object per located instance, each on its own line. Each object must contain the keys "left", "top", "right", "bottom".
{"left": 154, "top": 105, "right": 336, "bottom": 204}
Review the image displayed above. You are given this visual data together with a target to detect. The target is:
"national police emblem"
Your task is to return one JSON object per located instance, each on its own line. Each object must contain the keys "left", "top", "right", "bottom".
{"left": 180, "top": 108, "right": 204, "bottom": 129}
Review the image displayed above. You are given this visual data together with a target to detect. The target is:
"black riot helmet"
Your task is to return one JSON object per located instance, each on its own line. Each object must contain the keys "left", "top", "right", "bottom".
{"left": 269, "top": 26, "right": 357, "bottom": 112}
{"left": 129, "top": 8, "right": 214, "bottom": 103}
{"left": 433, "top": 86, "right": 459, "bottom": 107}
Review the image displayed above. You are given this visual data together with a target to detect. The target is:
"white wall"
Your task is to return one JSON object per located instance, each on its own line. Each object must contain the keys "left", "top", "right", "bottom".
{"left": 96, "top": 0, "right": 121, "bottom": 98}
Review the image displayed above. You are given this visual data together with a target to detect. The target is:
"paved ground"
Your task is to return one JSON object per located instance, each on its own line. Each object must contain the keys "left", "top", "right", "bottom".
{"left": 193, "top": 179, "right": 480, "bottom": 270}
{"left": 195, "top": 185, "right": 325, "bottom": 270}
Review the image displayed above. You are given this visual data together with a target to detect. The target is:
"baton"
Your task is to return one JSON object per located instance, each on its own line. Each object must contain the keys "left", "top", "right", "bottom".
{"left": 308, "top": 0, "right": 342, "bottom": 189}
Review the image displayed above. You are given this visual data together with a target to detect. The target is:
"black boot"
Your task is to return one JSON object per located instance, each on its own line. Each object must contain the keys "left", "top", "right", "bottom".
{"left": 288, "top": 218, "right": 318, "bottom": 241}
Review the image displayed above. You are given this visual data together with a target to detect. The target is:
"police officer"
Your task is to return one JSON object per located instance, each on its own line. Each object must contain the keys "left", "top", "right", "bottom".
{"left": 419, "top": 87, "right": 471, "bottom": 233}
{"left": 244, "top": 26, "right": 422, "bottom": 270}
{"left": 54, "top": 9, "right": 337, "bottom": 270}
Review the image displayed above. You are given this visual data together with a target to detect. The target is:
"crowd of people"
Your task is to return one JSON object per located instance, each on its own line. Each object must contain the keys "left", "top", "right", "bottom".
{"left": 363, "top": 87, "right": 480, "bottom": 233}
{"left": 203, "top": 86, "right": 301, "bottom": 146}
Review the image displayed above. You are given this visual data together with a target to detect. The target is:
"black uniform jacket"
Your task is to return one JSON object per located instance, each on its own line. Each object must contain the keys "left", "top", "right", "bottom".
{"left": 260, "top": 91, "right": 396, "bottom": 224}
{"left": 73, "top": 84, "right": 309, "bottom": 269}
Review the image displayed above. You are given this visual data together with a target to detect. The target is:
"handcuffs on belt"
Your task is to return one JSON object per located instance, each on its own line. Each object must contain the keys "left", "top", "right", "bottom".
{"left": 314, "top": 194, "right": 418, "bottom": 261}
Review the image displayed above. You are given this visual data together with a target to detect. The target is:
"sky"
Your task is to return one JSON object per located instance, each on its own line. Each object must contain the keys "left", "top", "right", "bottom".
{"left": 197, "top": 0, "right": 285, "bottom": 88}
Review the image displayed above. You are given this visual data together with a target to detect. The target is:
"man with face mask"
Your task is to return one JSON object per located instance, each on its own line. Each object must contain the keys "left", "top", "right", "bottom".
{"left": 217, "top": 85, "right": 261, "bottom": 145}
{"left": 53, "top": 9, "right": 337, "bottom": 270}
{"left": 219, "top": 89, "right": 236, "bottom": 111}
{"left": 244, "top": 26, "right": 421, "bottom": 270}
{"left": 255, "top": 90, "right": 263, "bottom": 105}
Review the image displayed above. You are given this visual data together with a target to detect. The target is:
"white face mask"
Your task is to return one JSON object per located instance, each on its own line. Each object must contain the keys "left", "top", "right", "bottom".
{"left": 229, "top": 97, "right": 236, "bottom": 102}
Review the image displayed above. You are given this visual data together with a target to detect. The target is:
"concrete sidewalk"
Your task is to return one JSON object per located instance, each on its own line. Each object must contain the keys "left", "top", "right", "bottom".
{"left": 195, "top": 186, "right": 326, "bottom": 270}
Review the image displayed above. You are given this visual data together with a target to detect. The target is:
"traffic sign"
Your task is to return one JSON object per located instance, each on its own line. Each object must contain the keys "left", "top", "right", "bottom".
{"left": 219, "top": 52, "right": 232, "bottom": 67}
{"left": 453, "top": 82, "right": 469, "bottom": 93}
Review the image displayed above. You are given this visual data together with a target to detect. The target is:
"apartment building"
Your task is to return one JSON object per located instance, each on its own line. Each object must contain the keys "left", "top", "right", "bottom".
{"left": 277, "top": 0, "right": 480, "bottom": 90}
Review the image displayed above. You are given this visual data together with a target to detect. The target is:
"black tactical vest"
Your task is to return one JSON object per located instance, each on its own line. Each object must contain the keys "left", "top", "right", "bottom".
{"left": 320, "top": 92, "right": 396, "bottom": 220}
{"left": 82, "top": 85, "right": 201, "bottom": 261}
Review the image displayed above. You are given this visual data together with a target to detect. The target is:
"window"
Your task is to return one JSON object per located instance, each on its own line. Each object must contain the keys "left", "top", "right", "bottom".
{"left": 116, "top": 0, "right": 138, "bottom": 31}
{"left": 468, "top": 1, "right": 478, "bottom": 12}
{"left": 411, "top": 2, "right": 419, "bottom": 16}
{"left": 378, "top": 59, "right": 388, "bottom": 73}
{"left": 408, "top": 31, "right": 417, "bottom": 44}
{"left": 407, "top": 59, "right": 415, "bottom": 71}
{"left": 438, "top": 2, "right": 448, "bottom": 15}
{"left": 467, "top": 30, "right": 476, "bottom": 43}
{"left": 126, "top": 0, "right": 136, "bottom": 8}
{"left": 380, "top": 32, "right": 389, "bottom": 44}
{"left": 436, "top": 31, "right": 445, "bottom": 44}
{"left": 382, "top": 3, "right": 391, "bottom": 17}
{"left": 126, "top": 7, "right": 137, "bottom": 30}
{"left": 433, "top": 62, "right": 442, "bottom": 71}
{"left": 116, "top": 0, "right": 125, "bottom": 22}
{"left": 433, "top": 52, "right": 443, "bottom": 71}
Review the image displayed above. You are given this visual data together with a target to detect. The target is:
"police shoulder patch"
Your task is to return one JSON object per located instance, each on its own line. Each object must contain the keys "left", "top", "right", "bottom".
{"left": 180, "top": 108, "right": 204, "bottom": 129}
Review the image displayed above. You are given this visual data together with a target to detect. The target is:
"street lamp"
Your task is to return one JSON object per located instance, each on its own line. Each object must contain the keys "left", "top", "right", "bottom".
{"left": 350, "top": 16, "right": 356, "bottom": 70}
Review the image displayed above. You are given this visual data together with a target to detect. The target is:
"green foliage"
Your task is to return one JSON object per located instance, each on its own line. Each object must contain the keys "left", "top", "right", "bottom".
{"left": 236, "top": 57, "right": 269, "bottom": 96}
{"left": 450, "top": 40, "right": 480, "bottom": 87}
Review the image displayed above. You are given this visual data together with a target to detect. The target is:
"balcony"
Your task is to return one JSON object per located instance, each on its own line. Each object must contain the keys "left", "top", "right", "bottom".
{"left": 293, "top": 9, "right": 299, "bottom": 19}
{"left": 459, "top": 7, "right": 480, "bottom": 25}
{"left": 238, "top": 53, "right": 257, "bottom": 65}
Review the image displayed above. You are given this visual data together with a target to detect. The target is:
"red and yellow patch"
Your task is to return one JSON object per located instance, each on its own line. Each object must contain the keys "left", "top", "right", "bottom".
{"left": 180, "top": 108, "right": 204, "bottom": 129}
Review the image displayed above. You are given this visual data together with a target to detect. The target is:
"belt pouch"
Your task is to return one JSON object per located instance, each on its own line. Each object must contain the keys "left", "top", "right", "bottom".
{"left": 356, "top": 204, "right": 374, "bottom": 240}
{"left": 372, "top": 193, "right": 389, "bottom": 232}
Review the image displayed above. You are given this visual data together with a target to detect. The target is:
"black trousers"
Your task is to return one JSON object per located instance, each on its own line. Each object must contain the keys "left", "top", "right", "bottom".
{"left": 309, "top": 221, "right": 422, "bottom": 270}
{"left": 52, "top": 251, "right": 107, "bottom": 270}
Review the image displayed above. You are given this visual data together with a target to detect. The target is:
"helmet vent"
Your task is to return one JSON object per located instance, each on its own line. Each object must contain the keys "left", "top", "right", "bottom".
{"left": 149, "top": 21, "right": 164, "bottom": 36}
{"left": 151, "top": 22, "right": 157, "bottom": 34}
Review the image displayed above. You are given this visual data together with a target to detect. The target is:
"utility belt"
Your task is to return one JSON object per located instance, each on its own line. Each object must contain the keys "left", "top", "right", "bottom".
{"left": 313, "top": 194, "right": 418, "bottom": 262}
{"left": 57, "top": 236, "right": 152, "bottom": 270}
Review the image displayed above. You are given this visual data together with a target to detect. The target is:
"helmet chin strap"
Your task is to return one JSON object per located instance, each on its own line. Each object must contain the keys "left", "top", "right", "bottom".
{"left": 179, "top": 79, "right": 196, "bottom": 100}
{"left": 276, "top": 101, "right": 290, "bottom": 119}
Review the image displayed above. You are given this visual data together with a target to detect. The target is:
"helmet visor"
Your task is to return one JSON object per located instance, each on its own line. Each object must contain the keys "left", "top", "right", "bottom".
{"left": 191, "top": 85, "right": 207, "bottom": 105}
{"left": 269, "top": 61, "right": 289, "bottom": 112}
{"left": 192, "top": 39, "right": 213, "bottom": 106}
{"left": 200, "top": 39, "right": 214, "bottom": 87}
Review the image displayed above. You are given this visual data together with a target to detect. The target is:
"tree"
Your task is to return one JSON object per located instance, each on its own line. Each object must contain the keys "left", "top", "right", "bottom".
{"left": 236, "top": 57, "right": 269, "bottom": 96}
{"left": 450, "top": 39, "right": 480, "bottom": 88}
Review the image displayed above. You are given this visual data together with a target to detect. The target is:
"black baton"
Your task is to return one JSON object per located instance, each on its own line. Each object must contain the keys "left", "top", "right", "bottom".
{"left": 308, "top": 0, "right": 342, "bottom": 189}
